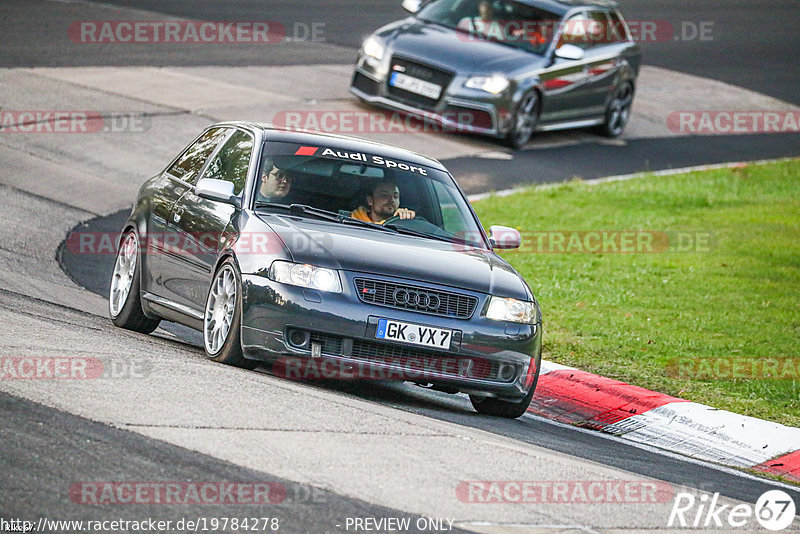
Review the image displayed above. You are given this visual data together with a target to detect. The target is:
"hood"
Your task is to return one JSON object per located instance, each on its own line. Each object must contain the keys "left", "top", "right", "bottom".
{"left": 378, "top": 18, "right": 547, "bottom": 75}
{"left": 256, "top": 214, "right": 530, "bottom": 300}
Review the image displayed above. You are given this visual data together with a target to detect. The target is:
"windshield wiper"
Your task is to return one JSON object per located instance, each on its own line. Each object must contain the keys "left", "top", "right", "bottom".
{"left": 382, "top": 223, "right": 457, "bottom": 243}
{"left": 254, "top": 202, "right": 397, "bottom": 233}
{"left": 383, "top": 223, "right": 483, "bottom": 247}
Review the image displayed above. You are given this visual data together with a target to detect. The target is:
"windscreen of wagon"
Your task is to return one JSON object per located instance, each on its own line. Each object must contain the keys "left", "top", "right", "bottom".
{"left": 254, "top": 142, "right": 487, "bottom": 248}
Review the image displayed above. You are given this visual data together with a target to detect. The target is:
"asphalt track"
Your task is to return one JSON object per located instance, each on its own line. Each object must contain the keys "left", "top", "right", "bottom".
{"left": 8, "top": 0, "right": 800, "bottom": 106}
{"left": 57, "top": 201, "right": 800, "bottom": 508}
{"left": 3, "top": 0, "right": 800, "bottom": 532}
{"left": 1, "top": 391, "right": 469, "bottom": 534}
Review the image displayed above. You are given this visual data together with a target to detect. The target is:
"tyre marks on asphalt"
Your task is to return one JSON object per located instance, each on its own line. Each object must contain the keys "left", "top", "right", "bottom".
{"left": 0, "top": 391, "right": 468, "bottom": 534}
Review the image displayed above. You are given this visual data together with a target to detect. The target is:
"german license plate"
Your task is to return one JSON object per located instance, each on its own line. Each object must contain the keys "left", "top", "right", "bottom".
{"left": 376, "top": 318, "right": 452, "bottom": 349}
{"left": 389, "top": 72, "right": 442, "bottom": 100}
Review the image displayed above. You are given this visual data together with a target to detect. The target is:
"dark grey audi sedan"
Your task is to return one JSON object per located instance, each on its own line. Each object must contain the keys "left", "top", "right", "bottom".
{"left": 351, "top": 0, "right": 641, "bottom": 147}
{"left": 110, "top": 123, "right": 542, "bottom": 417}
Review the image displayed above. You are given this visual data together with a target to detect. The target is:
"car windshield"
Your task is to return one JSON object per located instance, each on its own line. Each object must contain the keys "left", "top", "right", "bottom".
{"left": 417, "top": 0, "right": 560, "bottom": 55}
{"left": 254, "top": 142, "right": 488, "bottom": 249}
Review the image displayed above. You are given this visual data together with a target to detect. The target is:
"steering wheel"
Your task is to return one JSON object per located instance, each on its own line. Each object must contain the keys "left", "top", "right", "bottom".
{"left": 383, "top": 215, "right": 428, "bottom": 225}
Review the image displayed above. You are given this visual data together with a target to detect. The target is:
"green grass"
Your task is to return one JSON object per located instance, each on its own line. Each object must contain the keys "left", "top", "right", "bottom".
{"left": 472, "top": 159, "right": 800, "bottom": 427}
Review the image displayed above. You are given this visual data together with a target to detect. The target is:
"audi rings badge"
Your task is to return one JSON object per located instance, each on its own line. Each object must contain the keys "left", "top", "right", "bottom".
{"left": 393, "top": 288, "right": 441, "bottom": 311}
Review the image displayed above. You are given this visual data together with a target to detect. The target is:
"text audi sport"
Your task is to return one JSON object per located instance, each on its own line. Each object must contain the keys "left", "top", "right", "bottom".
{"left": 351, "top": 0, "right": 641, "bottom": 147}
{"left": 110, "top": 123, "right": 542, "bottom": 417}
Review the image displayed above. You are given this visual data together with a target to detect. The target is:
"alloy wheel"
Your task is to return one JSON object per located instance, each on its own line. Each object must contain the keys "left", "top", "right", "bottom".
{"left": 109, "top": 232, "right": 138, "bottom": 318}
{"left": 607, "top": 83, "right": 634, "bottom": 136}
{"left": 204, "top": 265, "right": 237, "bottom": 354}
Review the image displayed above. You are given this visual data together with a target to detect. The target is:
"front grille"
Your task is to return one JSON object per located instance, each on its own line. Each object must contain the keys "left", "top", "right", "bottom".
{"left": 350, "top": 339, "right": 503, "bottom": 381}
{"left": 309, "top": 332, "right": 344, "bottom": 356}
{"left": 298, "top": 331, "right": 516, "bottom": 383}
{"left": 351, "top": 71, "right": 380, "bottom": 96}
{"left": 387, "top": 56, "right": 454, "bottom": 108}
{"left": 354, "top": 278, "right": 478, "bottom": 319}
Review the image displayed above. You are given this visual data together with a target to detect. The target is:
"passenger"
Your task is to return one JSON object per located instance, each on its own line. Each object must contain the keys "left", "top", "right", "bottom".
{"left": 258, "top": 162, "right": 293, "bottom": 201}
{"left": 351, "top": 179, "right": 415, "bottom": 224}
{"left": 458, "top": 1, "right": 495, "bottom": 35}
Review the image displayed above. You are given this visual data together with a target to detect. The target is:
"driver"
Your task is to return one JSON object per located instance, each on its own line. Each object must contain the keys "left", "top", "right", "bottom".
{"left": 458, "top": 0, "right": 495, "bottom": 34}
{"left": 258, "top": 161, "right": 293, "bottom": 201}
{"left": 351, "top": 179, "right": 415, "bottom": 224}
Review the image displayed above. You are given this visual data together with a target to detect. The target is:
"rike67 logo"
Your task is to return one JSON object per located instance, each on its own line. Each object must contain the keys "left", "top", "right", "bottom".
{"left": 668, "top": 489, "right": 796, "bottom": 531}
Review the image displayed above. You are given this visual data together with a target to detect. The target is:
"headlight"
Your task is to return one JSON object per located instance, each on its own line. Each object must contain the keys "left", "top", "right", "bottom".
{"left": 465, "top": 74, "right": 510, "bottom": 94}
{"left": 268, "top": 261, "right": 342, "bottom": 293}
{"left": 486, "top": 296, "right": 537, "bottom": 324}
{"left": 362, "top": 36, "right": 385, "bottom": 60}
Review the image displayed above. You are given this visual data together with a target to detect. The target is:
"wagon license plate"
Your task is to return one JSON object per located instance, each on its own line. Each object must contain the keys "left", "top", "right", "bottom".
{"left": 389, "top": 72, "right": 442, "bottom": 100}
{"left": 376, "top": 318, "right": 452, "bottom": 349}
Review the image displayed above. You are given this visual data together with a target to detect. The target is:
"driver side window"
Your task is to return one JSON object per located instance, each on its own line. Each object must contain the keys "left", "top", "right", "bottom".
{"left": 557, "top": 12, "right": 597, "bottom": 50}
{"left": 165, "top": 127, "right": 228, "bottom": 184}
{"left": 201, "top": 129, "right": 253, "bottom": 195}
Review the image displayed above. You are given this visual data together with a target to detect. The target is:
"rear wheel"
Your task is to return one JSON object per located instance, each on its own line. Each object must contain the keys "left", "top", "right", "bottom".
{"left": 109, "top": 230, "right": 160, "bottom": 333}
{"left": 203, "top": 259, "right": 257, "bottom": 369}
{"left": 470, "top": 383, "right": 535, "bottom": 418}
{"left": 598, "top": 81, "right": 634, "bottom": 137}
{"left": 505, "top": 91, "right": 539, "bottom": 149}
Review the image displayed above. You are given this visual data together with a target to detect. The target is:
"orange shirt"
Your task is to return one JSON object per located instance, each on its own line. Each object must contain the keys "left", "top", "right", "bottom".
{"left": 351, "top": 206, "right": 386, "bottom": 224}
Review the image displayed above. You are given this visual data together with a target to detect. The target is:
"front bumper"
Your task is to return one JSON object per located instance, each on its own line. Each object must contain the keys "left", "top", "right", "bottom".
{"left": 350, "top": 54, "right": 515, "bottom": 139}
{"left": 240, "top": 271, "right": 542, "bottom": 401}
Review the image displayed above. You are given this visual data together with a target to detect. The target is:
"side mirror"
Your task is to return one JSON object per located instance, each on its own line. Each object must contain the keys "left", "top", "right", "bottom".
{"left": 401, "top": 0, "right": 422, "bottom": 13}
{"left": 554, "top": 43, "right": 585, "bottom": 61}
{"left": 195, "top": 178, "right": 241, "bottom": 208}
{"left": 489, "top": 225, "right": 521, "bottom": 250}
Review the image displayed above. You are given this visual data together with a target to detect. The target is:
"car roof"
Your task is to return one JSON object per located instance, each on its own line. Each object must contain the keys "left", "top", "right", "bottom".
{"left": 516, "top": 0, "right": 619, "bottom": 16}
{"left": 217, "top": 121, "right": 448, "bottom": 171}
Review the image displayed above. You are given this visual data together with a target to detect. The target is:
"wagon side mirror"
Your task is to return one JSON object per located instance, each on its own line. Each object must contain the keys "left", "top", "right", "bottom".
{"left": 555, "top": 43, "right": 585, "bottom": 61}
{"left": 195, "top": 178, "right": 241, "bottom": 208}
{"left": 489, "top": 226, "right": 521, "bottom": 250}
{"left": 402, "top": 0, "right": 422, "bottom": 13}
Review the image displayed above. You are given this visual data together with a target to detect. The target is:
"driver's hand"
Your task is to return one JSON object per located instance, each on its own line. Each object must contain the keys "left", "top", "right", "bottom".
{"left": 393, "top": 208, "right": 416, "bottom": 219}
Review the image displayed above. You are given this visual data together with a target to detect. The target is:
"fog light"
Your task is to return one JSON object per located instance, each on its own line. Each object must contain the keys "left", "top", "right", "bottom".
{"left": 498, "top": 363, "right": 516, "bottom": 381}
{"left": 288, "top": 329, "right": 309, "bottom": 348}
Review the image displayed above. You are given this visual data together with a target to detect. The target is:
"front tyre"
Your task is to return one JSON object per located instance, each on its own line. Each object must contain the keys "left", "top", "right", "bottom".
{"left": 109, "top": 230, "right": 160, "bottom": 334}
{"left": 505, "top": 91, "right": 540, "bottom": 149}
{"left": 470, "top": 383, "right": 535, "bottom": 418}
{"left": 203, "top": 259, "right": 257, "bottom": 369}
{"left": 598, "top": 81, "right": 634, "bottom": 137}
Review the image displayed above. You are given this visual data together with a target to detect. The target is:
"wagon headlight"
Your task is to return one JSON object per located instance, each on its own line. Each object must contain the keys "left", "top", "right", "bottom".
{"left": 486, "top": 296, "right": 537, "bottom": 324}
{"left": 362, "top": 36, "right": 386, "bottom": 60}
{"left": 268, "top": 261, "right": 342, "bottom": 293}
{"left": 465, "top": 74, "right": 510, "bottom": 94}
